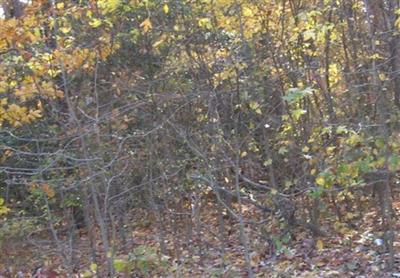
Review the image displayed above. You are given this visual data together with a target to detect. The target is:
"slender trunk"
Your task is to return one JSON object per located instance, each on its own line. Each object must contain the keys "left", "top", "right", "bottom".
{"left": 234, "top": 155, "right": 254, "bottom": 278}
{"left": 364, "top": 0, "right": 395, "bottom": 269}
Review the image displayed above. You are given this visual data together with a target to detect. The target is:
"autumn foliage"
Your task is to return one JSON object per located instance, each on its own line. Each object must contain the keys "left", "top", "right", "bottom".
{"left": 0, "top": 0, "right": 400, "bottom": 276}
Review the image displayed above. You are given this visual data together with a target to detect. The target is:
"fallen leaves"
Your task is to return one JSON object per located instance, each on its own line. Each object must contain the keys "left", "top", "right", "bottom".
{"left": 140, "top": 18, "right": 152, "bottom": 33}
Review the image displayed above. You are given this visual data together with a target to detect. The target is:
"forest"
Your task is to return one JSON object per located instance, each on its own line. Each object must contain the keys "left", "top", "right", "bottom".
{"left": 0, "top": 0, "right": 400, "bottom": 277}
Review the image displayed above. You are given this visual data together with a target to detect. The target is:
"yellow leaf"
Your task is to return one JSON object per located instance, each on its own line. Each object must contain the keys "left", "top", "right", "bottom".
{"left": 48, "top": 69, "right": 60, "bottom": 77}
{"left": 263, "top": 159, "right": 272, "bottom": 167}
{"left": 0, "top": 198, "right": 10, "bottom": 215}
{"left": 316, "top": 239, "right": 324, "bottom": 250}
{"left": 326, "top": 146, "right": 336, "bottom": 154}
{"left": 59, "top": 26, "right": 71, "bottom": 34}
{"left": 80, "top": 270, "right": 93, "bottom": 278}
{"left": 90, "top": 263, "right": 97, "bottom": 272}
{"left": 249, "top": 100, "right": 259, "bottom": 110}
{"left": 198, "top": 18, "right": 212, "bottom": 29}
{"left": 347, "top": 133, "right": 362, "bottom": 146}
{"left": 242, "top": 6, "right": 253, "bottom": 17}
{"left": 163, "top": 4, "right": 169, "bottom": 14}
{"left": 310, "top": 168, "right": 316, "bottom": 175}
{"left": 316, "top": 176, "right": 325, "bottom": 186}
{"left": 240, "top": 151, "right": 248, "bottom": 158}
{"left": 56, "top": 2, "right": 64, "bottom": 9}
{"left": 303, "top": 29, "right": 316, "bottom": 41}
{"left": 30, "top": 109, "right": 42, "bottom": 119}
{"left": 211, "top": 144, "right": 216, "bottom": 152}
{"left": 293, "top": 109, "right": 306, "bottom": 120}
{"left": 140, "top": 18, "right": 152, "bottom": 32}
{"left": 250, "top": 251, "right": 260, "bottom": 267}
{"left": 89, "top": 19, "right": 102, "bottom": 28}
{"left": 41, "top": 184, "right": 55, "bottom": 198}
{"left": 152, "top": 34, "right": 167, "bottom": 48}
{"left": 370, "top": 53, "right": 382, "bottom": 60}
{"left": 98, "top": 0, "right": 120, "bottom": 13}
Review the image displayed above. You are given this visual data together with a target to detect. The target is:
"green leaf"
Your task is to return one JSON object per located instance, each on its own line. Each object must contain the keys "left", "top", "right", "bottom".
{"left": 292, "top": 109, "right": 306, "bottom": 120}
{"left": 346, "top": 133, "right": 362, "bottom": 146}
{"left": 389, "top": 155, "right": 400, "bottom": 171}
{"left": 303, "top": 29, "right": 316, "bottom": 41}
{"left": 336, "top": 125, "right": 348, "bottom": 134}
{"left": 357, "top": 159, "right": 371, "bottom": 173}
{"left": 113, "top": 259, "right": 128, "bottom": 272}
{"left": 375, "top": 138, "right": 385, "bottom": 149}
{"left": 98, "top": 0, "right": 120, "bottom": 13}
{"left": 316, "top": 172, "right": 334, "bottom": 188}
{"left": 282, "top": 87, "right": 312, "bottom": 104}
{"left": 249, "top": 100, "right": 259, "bottom": 110}
{"left": 278, "top": 146, "right": 288, "bottom": 155}
{"left": 309, "top": 187, "right": 323, "bottom": 199}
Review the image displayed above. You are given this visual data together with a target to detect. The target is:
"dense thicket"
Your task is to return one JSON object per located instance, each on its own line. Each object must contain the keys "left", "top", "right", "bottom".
{"left": 0, "top": 0, "right": 399, "bottom": 276}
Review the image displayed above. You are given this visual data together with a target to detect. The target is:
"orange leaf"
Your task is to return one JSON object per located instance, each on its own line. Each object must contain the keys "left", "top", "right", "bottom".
{"left": 140, "top": 18, "right": 152, "bottom": 32}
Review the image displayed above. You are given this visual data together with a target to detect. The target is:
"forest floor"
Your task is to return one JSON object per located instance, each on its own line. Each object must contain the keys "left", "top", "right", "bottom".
{"left": 1, "top": 198, "right": 400, "bottom": 277}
